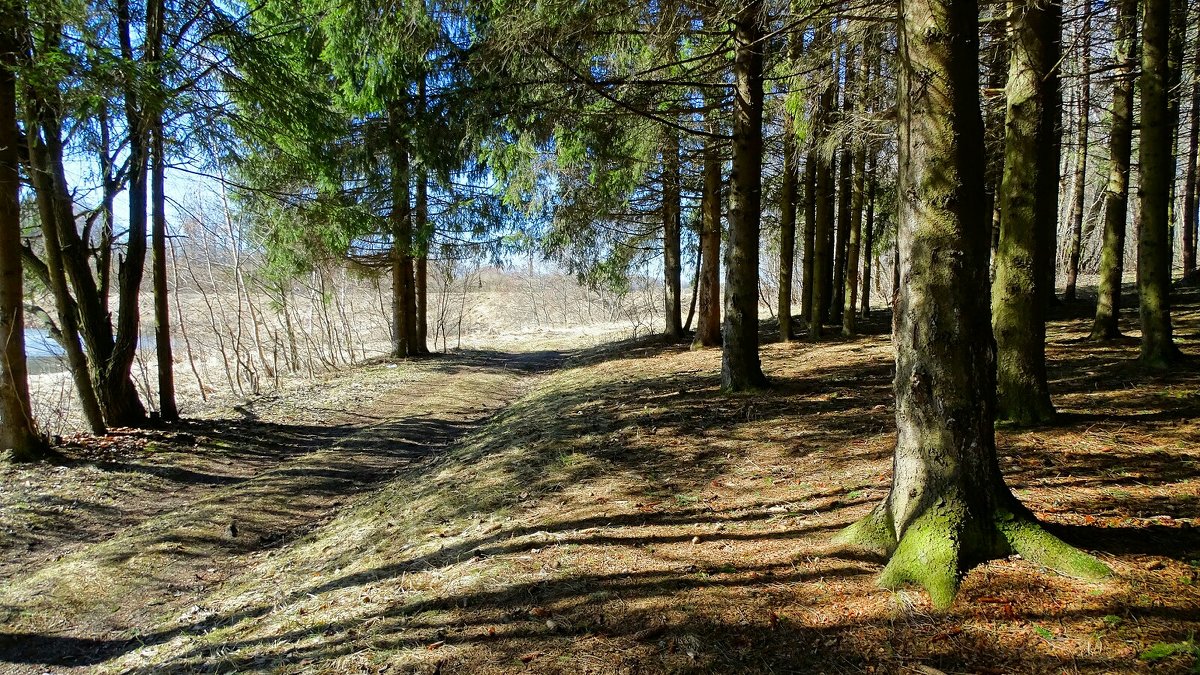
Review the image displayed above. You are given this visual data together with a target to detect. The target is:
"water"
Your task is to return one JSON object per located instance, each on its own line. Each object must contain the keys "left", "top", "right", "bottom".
{"left": 22, "top": 328, "right": 67, "bottom": 375}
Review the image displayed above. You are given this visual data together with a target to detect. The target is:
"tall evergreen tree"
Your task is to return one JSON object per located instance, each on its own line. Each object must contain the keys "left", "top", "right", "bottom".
{"left": 837, "top": 0, "right": 1108, "bottom": 607}
{"left": 722, "top": 0, "right": 768, "bottom": 390}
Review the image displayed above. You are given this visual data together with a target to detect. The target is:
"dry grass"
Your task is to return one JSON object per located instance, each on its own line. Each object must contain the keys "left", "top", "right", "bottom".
{"left": 2, "top": 287, "right": 1199, "bottom": 674}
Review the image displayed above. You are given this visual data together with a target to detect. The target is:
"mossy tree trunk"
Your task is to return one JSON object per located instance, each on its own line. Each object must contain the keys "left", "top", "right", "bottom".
{"left": 836, "top": 0, "right": 1109, "bottom": 608}
{"left": 721, "top": 0, "right": 768, "bottom": 391}
{"left": 1091, "top": 0, "right": 1138, "bottom": 340}
{"left": 0, "top": 13, "right": 47, "bottom": 460}
{"left": 1137, "top": 0, "right": 1180, "bottom": 367}
{"left": 991, "top": 0, "right": 1057, "bottom": 425}
{"left": 695, "top": 105, "right": 722, "bottom": 349}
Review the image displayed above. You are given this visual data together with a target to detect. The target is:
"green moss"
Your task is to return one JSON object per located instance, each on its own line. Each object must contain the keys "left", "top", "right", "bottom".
{"left": 996, "top": 509, "right": 1111, "bottom": 580}
{"left": 833, "top": 504, "right": 896, "bottom": 555}
{"left": 876, "top": 509, "right": 964, "bottom": 609}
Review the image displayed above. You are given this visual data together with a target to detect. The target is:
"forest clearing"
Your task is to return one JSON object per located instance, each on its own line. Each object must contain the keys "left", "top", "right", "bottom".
{"left": 2, "top": 289, "right": 1199, "bottom": 673}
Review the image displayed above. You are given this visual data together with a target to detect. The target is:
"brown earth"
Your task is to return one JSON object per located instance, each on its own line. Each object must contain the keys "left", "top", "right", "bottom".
{"left": 1, "top": 287, "right": 1199, "bottom": 674}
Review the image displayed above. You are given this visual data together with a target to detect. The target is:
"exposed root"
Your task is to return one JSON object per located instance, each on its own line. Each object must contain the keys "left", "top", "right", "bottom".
{"left": 833, "top": 503, "right": 896, "bottom": 555}
{"left": 995, "top": 509, "right": 1111, "bottom": 580}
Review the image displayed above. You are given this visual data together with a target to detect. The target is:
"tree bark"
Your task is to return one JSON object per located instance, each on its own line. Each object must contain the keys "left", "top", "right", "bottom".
{"left": 1037, "top": 0, "right": 1064, "bottom": 308}
{"left": 861, "top": 150, "right": 877, "bottom": 318}
{"left": 809, "top": 46, "right": 836, "bottom": 339}
{"left": 1181, "top": 9, "right": 1199, "bottom": 275}
{"left": 0, "top": 14, "right": 46, "bottom": 460}
{"left": 1137, "top": 0, "right": 1181, "bottom": 366}
{"left": 1063, "top": 12, "right": 1092, "bottom": 303}
{"left": 663, "top": 127, "right": 684, "bottom": 340}
{"left": 801, "top": 148, "right": 816, "bottom": 326}
{"left": 836, "top": 0, "right": 1108, "bottom": 607}
{"left": 843, "top": 141, "right": 865, "bottom": 336}
{"left": 991, "top": 0, "right": 1058, "bottom": 425}
{"left": 415, "top": 169, "right": 431, "bottom": 355}
{"left": 721, "top": 0, "right": 768, "bottom": 391}
{"left": 778, "top": 114, "right": 798, "bottom": 341}
{"left": 694, "top": 107, "right": 722, "bottom": 349}
{"left": 26, "top": 135, "right": 107, "bottom": 435}
{"left": 389, "top": 111, "right": 417, "bottom": 358}
{"left": 1091, "top": 0, "right": 1139, "bottom": 340}
{"left": 106, "top": 0, "right": 150, "bottom": 427}
{"left": 149, "top": 0, "right": 176, "bottom": 422}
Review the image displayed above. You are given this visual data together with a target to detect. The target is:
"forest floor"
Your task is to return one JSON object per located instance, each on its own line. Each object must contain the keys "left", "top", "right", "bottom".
{"left": 1, "top": 285, "right": 1199, "bottom": 674}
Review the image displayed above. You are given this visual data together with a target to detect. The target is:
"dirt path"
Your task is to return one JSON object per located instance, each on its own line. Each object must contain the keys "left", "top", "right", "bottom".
{"left": 0, "top": 350, "right": 560, "bottom": 673}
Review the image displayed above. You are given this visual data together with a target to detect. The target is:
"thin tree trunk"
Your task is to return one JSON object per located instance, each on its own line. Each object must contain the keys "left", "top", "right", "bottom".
{"left": 1137, "top": 0, "right": 1180, "bottom": 366}
{"left": 415, "top": 169, "right": 431, "bottom": 354}
{"left": 721, "top": 0, "right": 768, "bottom": 391}
{"left": 663, "top": 126, "right": 684, "bottom": 339}
{"left": 106, "top": 0, "right": 150, "bottom": 427}
{"left": 778, "top": 115, "right": 798, "bottom": 341}
{"left": 810, "top": 42, "right": 836, "bottom": 339}
{"left": 1064, "top": 11, "right": 1092, "bottom": 302}
{"left": 684, "top": 242, "right": 701, "bottom": 332}
{"left": 861, "top": 150, "right": 877, "bottom": 318}
{"left": 1091, "top": 0, "right": 1139, "bottom": 340}
{"left": 1181, "top": 9, "right": 1200, "bottom": 275}
{"left": 695, "top": 107, "right": 722, "bottom": 348}
{"left": 1, "top": 17, "right": 46, "bottom": 458}
{"left": 389, "top": 109, "right": 416, "bottom": 358}
{"left": 801, "top": 148, "right": 816, "bottom": 325}
{"left": 836, "top": 0, "right": 1108, "bottom": 608}
{"left": 843, "top": 139, "right": 865, "bottom": 336}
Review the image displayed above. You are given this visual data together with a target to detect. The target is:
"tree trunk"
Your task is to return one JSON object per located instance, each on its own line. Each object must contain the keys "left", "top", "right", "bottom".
{"left": 148, "top": 0, "right": 175, "bottom": 422}
{"left": 1037, "top": 0, "right": 1064, "bottom": 308}
{"left": 415, "top": 169, "right": 431, "bottom": 354}
{"left": 0, "top": 17, "right": 46, "bottom": 460}
{"left": 861, "top": 150, "right": 877, "bottom": 318}
{"left": 809, "top": 49, "right": 836, "bottom": 339}
{"left": 1091, "top": 0, "right": 1138, "bottom": 340}
{"left": 720, "top": 0, "right": 768, "bottom": 391}
{"left": 106, "top": 0, "right": 150, "bottom": 427}
{"left": 991, "top": 0, "right": 1058, "bottom": 425}
{"left": 1063, "top": 13, "right": 1092, "bottom": 303}
{"left": 778, "top": 116, "right": 798, "bottom": 341}
{"left": 843, "top": 141, "right": 865, "bottom": 336}
{"left": 389, "top": 113, "right": 416, "bottom": 358}
{"left": 1181, "top": 9, "right": 1199, "bottom": 275}
{"left": 801, "top": 149, "right": 816, "bottom": 325}
{"left": 836, "top": 0, "right": 1109, "bottom": 607}
{"left": 663, "top": 127, "right": 684, "bottom": 340}
{"left": 25, "top": 136, "right": 107, "bottom": 435}
{"left": 1137, "top": 0, "right": 1180, "bottom": 367}
{"left": 694, "top": 109, "right": 722, "bottom": 349}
